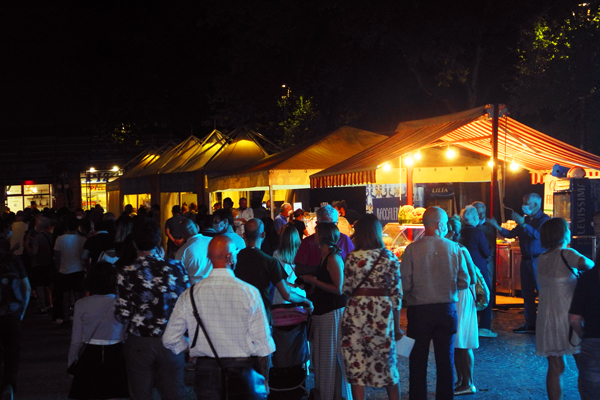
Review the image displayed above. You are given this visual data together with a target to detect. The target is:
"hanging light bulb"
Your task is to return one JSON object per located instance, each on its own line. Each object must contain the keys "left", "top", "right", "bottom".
{"left": 446, "top": 146, "right": 456, "bottom": 159}
{"left": 383, "top": 163, "right": 391, "bottom": 171}
{"left": 414, "top": 150, "right": 422, "bottom": 160}
{"left": 510, "top": 160, "right": 519, "bottom": 171}
{"left": 405, "top": 156, "right": 414, "bottom": 166}
{"left": 488, "top": 159, "right": 494, "bottom": 168}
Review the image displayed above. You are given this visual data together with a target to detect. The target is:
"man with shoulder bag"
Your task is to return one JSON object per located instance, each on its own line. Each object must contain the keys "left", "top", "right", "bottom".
{"left": 163, "top": 235, "right": 275, "bottom": 400}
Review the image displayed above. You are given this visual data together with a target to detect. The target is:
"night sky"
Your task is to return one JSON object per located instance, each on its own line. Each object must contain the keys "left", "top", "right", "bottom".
{"left": 1, "top": 0, "right": 594, "bottom": 149}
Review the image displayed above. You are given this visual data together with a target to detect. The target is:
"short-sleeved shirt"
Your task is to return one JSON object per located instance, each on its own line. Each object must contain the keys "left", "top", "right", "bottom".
{"left": 234, "top": 247, "right": 287, "bottom": 323}
{"left": 115, "top": 254, "right": 189, "bottom": 337}
{"left": 570, "top": 267, "right": 600, "bottom": 339}
{"left": 165, "top": 215, "right": 186, "bottom": 240}
{"left": 54, "top": 233, "right": 87, "bottom": 275}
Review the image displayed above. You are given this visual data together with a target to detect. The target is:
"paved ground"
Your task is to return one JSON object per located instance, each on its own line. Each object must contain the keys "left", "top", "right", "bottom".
{"left": 16, "top": 301, "right": 581, "bottom": 399}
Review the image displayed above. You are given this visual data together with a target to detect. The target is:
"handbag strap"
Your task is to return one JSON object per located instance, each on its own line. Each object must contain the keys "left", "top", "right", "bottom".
{"left": 189, "top": 283, "right": 224, "bottom": 370}
{"left": 350, "top": 249, "right": 386, "bottom": 296}
{"left": 560, "top": 249, "right": 580, "bottom": 278}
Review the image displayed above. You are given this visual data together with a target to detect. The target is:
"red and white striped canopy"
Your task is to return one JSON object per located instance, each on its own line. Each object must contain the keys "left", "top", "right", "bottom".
{"left": 310, "top": 105, "right": 600, "bottom": 188}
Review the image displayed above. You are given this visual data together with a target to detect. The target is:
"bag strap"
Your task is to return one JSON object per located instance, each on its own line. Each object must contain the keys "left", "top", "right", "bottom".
{"left": 189, "top": 283, "right": 224, "bottom": 370}
{"left": 350, "top": 249, "right": 386, "bottom": 297}
{"left": 560, "top": 249, "right": 580, "bottom": 278}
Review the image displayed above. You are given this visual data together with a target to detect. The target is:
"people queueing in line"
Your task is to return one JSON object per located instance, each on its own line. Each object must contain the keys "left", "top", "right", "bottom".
{"left": 488, "top": 192, "right": 551, "bottom": 333}
{"left": 6, "top": 197, "right": 600, "bottom": 400}
{"left": 342, "top": 213, "right": 402, "bottom": 400}
{"left": 401, "top": 207, "right": 471, "bottom": 400}
{"left": 163, "top": 235, "right": 275, "bottom": 399}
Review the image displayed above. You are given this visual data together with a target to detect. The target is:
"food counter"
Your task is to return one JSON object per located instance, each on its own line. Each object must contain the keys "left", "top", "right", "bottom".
{"left": 382, "top": 223, "right": 425, "bottom": 259}
{"left": 495, "top": 241, "right": 522, "bottom": 296}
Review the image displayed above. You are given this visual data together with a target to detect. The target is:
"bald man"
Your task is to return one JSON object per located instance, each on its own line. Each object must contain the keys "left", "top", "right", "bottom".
{"left": 163, "top": 235, "right": 275, "bottom": 400}
{"left": 235, "top": 219, "right": 313, "bottom": 323}
{"left": 401, "top": 207, "right": 470, "bottom": 400}
{"left": 175, "top": 219, "right": 213, "bottom": 284}
{"left": 488, "top": 192, "right": 550, "bottom": 334}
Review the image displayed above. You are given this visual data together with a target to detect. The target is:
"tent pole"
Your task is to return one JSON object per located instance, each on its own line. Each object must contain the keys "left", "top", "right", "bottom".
{"left": 490, "top": 103, "right": 499, "bottom": 219}
{"left": 398, "top": 156, "right": 403, "bottom": 208}
{"left": 269, "top": 184, "right": 275, "bottom": 219}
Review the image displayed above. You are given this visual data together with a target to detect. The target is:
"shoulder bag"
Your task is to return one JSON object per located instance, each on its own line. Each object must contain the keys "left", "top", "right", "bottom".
{"left": 472, "top": 267, "right": 490, "bottom": 312}
{"left": 349, "top": 249, "right": 386, "bottom": 296}
{"left": 189, "top": 284, "right": 267, "bottom": 400}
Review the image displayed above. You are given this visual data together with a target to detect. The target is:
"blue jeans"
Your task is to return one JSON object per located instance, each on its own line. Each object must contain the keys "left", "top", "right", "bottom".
{"left": 123, "top": 335, "right": 185, "bottom": 400}
{"left": 520, "top": 258, "right": 538, "bottom": 327}
{"left": 579, "top": 338, "right": 600, "bottom": 400}
{"left": 407, "top": 303, "right": 457, "bottom": 400}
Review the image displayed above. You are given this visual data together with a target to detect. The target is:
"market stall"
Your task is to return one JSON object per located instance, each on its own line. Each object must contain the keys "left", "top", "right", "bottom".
{"left": 310, "top": 104, "right": 600, "bottom": 295}
{"left": 208, "top": 126, "right": 390, "bottom": 217}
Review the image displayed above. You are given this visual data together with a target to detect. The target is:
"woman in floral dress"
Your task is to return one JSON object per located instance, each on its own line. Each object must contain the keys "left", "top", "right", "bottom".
{"left": 341, "top": 214, "right": 402, "bottom": 400}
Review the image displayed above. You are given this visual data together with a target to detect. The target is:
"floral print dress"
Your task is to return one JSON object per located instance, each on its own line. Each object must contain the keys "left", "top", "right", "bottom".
{"left": 341, "top": 248, "right": 402, "bottom": 387}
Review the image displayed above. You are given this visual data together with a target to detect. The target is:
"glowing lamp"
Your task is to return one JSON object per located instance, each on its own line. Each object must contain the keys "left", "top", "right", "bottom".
{"left": 89, "top": 167, "right": 96, "bottom": 173}
{"left": 383, "top": 163, "right": 391, "bottom": 171}
{"left": 488, "top": 160, "right": 494, "bottom": 167}
{"left": 446, "top": 147, "right": 456, "bottom": 159}
{"left": 405, "top": 157, "right": 414, "bottom": 166}
{"left": 112, "top": 166, "right": 119, "bottom": 172}
{"left": 414, "top": 151, "right": 422, "bottom": 160}
{"left": 510, "top": 162, "right": 519, "bottom": 171}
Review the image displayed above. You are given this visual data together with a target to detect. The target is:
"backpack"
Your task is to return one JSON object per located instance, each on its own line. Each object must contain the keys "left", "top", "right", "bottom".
{"left": 0, "top": 254, "right": 24, "bottom": 316}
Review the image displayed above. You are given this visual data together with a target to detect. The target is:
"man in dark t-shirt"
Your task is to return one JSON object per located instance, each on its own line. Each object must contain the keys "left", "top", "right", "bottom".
{"left": 234, "top": 219, "right": 312, "bottom": 323}
{"left": 569, "top": 267, "right": 600, "bottom": 399}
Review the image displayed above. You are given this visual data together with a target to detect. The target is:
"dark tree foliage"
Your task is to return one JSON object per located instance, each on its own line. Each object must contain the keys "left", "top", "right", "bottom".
{"left": 2, "top": 0, "right": 589, "bottom": 151}
{"left": 510, "top": 1, "right": 600, "bottom": 152}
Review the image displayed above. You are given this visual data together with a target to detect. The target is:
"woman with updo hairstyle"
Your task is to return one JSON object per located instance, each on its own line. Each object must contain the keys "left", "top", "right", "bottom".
{"left": 68, "top": 262, "right": 128, "bottom": 399}
{"left": 300, "top": 222, "right": 352, "bottom": 400}
{"left": 342, "top": 213, "right": 402, "bottom": 400}
{"left": 536, "top": 217, "right": 593, "bottom": 400}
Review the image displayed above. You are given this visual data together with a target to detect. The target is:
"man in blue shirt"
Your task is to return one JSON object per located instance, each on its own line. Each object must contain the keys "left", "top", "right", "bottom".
{"left": 489, "top": 193, "right": 550, "bottom": 333}
{"left": 274, "top": 203, "right": 292, "bottom": 233}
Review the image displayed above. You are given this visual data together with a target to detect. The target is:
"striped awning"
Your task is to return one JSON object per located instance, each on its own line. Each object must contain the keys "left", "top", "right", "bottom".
{"left": 310, "top": 105, "right": 600, "bottom": 188}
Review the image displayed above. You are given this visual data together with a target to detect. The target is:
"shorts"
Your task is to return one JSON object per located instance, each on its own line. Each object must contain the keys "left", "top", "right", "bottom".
{"left": 31, "top": 264, "right": 55, "bottom": 287}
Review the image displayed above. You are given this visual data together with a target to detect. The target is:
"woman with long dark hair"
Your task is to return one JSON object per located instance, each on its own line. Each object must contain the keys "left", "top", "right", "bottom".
{"left": 341, "top": 214, "right": 401, "bottom": 400}
{"left": 300, "top": 222, "right": 352, "bottom": 400}
{"left": 272, "top": 224, "right": 305, "bottom": 304}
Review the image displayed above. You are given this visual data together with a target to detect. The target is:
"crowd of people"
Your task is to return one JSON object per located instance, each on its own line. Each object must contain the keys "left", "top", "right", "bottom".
{"left": 0, "top": 193, "right": 600, "bottom": 400}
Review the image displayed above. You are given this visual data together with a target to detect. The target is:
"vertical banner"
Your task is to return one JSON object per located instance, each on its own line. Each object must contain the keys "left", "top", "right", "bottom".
{"left": 570, "top": 178, "right": 593, "bottom": 236}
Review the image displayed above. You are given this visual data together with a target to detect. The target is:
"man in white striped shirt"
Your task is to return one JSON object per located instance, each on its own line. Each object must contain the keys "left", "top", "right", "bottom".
{"left": 162, "top": 235, "right": 275, "bottom": 399}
